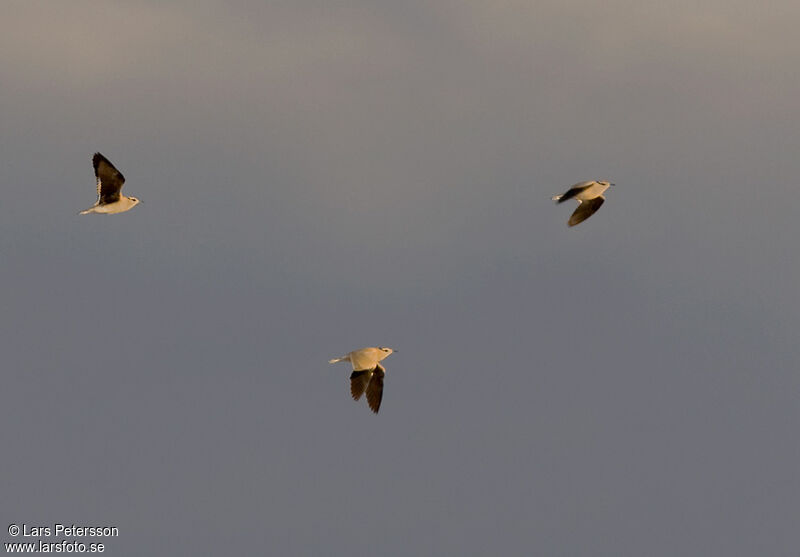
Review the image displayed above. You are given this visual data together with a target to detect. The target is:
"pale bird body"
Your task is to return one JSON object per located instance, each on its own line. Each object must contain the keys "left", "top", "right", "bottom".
{"left": 80, "top": 153, "right": 141, "bottom": 215}
{"left": 329, "top": 347, "right": 395, "bottom": 413}
{"left": 81, "top": 196, "right": 140, "bottom": 215}
{"left": 552, "top": 180, "right": 614, "bottom": 227}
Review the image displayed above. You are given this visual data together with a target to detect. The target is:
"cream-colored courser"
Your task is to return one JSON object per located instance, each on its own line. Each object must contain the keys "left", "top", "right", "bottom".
{"left": 329, "top": 347, "right": 396, "bottom": 413}
{"left": 552, "top": 180, "right": 614, "bottom": 227}
{"left": 80, "top": 153, "right": 141, "bottom": 215}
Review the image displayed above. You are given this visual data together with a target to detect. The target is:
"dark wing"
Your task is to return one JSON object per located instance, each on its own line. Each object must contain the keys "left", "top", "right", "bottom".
{"left": 568, "top": 196, "right": 605, "bottom": 227}
{"left": 350, "top": 368, "right": 373, "bottom": 401}
{"left": 556, "top": 182, "right": 591, "bottom": 204}
{"left": 365, "top": 364, "right": 385, "bottom": 414}
{"left": 93, "top": 152, "right": 126, "bottom": 204}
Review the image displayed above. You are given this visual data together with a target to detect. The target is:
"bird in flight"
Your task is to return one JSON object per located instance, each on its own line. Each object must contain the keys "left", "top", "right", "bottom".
{"left": 329, "top": 347, "right": 396, "bottom": 413}
{"left": 552, "top": 180, "right": 614, "bottom": 227}
{"left": 80, "top": 153, "right": 141, "bottom": 215}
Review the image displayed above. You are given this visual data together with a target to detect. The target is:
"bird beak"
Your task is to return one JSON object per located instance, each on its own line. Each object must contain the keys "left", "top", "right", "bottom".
{"left": 610, "top": 183, "right": 616, "bottom": 186}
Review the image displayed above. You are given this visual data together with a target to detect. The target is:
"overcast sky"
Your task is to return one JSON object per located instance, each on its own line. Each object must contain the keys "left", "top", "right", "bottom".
{"left": 2, "top": 1, "right": 800, "bottom": 555}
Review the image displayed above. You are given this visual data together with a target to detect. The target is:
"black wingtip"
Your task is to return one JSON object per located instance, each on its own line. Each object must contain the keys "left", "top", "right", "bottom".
{"left": 92, "top": 152, "right": 125, "bottom": 183}
{"left": 92, "top": 152, "right": 106, "bottom": 170}
{"left": 350, "top": 370, "right": 369, "bottom": 401}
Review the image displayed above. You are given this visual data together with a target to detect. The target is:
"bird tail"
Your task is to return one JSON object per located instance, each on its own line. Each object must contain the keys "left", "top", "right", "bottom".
{"left": 551, "top": 194, "right": 563, "bottom": 202}
{"left": 329, "top": 357, "right": 344, "bottom": 364}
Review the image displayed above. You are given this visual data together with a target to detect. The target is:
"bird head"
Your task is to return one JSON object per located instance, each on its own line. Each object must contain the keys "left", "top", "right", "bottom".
{"left": 378, "top": 347, "right": 395, "bottom": 357}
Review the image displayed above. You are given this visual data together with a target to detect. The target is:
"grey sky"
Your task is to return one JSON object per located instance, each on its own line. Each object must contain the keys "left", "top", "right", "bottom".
{"left": 2, "top": 1, "right": 799, "bottom": 555}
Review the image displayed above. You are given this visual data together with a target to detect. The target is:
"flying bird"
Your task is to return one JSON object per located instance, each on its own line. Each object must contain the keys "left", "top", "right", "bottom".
{"left": 80, "top": 153, "right": 141, "bottom": 215}
{"left": 329, "top": 347, "right": 396, "bottom": 413}
{"left": 552, "top": 180, "right": 614, "bottom": 227}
